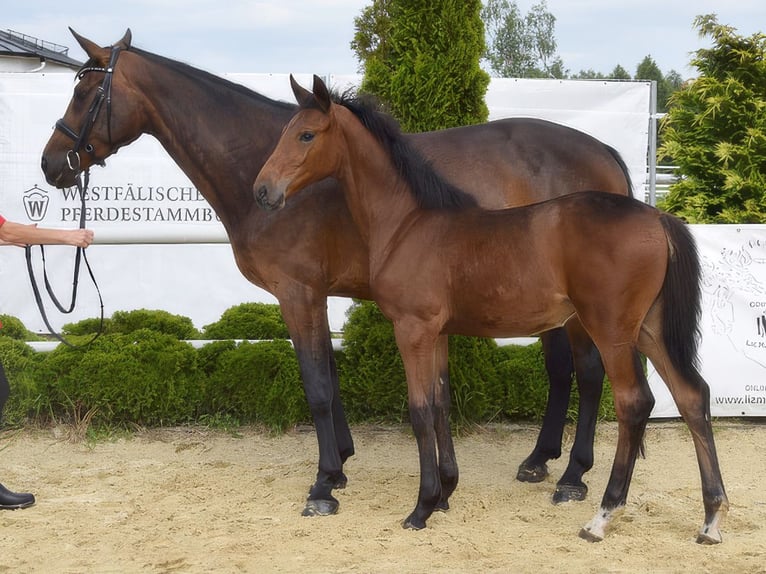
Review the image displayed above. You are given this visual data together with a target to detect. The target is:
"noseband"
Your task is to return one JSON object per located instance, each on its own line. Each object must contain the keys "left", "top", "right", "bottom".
{"left": 54, "top": 45, "right": 122, "bottom": 172}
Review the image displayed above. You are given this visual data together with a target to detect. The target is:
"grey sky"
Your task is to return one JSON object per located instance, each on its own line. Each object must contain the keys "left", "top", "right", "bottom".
{"left": 4, "top": 1, "right": 764, "bottom": 78}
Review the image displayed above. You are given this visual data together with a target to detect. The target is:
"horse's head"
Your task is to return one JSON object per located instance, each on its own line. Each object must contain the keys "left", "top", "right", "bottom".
{"left": 41, "top": 28, "right": 141, "bottom": 188}
{"left": 253, "top": 75, "right": 341, "bottom": 210}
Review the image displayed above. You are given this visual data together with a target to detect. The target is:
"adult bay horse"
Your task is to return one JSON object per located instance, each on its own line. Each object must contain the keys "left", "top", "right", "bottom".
{"left": 252, "top": 75, "right": 728, "bottom": 543}
{"left": 41, "top": 29, "right": 632, "bottom": 516}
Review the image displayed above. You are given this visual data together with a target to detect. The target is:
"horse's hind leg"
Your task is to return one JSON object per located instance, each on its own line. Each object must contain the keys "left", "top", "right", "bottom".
{"left": 517, "top": 328, "right": 572, "bottom": 484}
{"left": 554, "top": 321, "right": 604, "bottom": 504}
{"left": 638, "top": 322, "right": 728, "bottom": 544}
{"left": 580, "top": 345, "right": 653, "bottom": 542}
{"left": 434, "top": 335, "right": 458, "bottom": 511}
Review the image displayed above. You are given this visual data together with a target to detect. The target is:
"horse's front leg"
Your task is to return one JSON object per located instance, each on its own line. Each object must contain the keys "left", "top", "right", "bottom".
{"left": 279, "top": 294, "right": 353, "bottom": 517}
{"left": 395, "top": 322, "right": 443, "bottom": 530}
{"left": 580, "top": 347, "right": 652, "bottom": 542}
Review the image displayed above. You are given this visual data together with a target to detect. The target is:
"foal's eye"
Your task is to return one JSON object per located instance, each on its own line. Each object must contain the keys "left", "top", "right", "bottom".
{"left": 299, "top": 132, "right": 315, "bottom": 143}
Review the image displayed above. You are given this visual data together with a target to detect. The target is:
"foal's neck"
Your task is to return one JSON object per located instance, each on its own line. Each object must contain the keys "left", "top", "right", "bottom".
{"left": 335, "top": 105, "right": 419, "bottom": 257}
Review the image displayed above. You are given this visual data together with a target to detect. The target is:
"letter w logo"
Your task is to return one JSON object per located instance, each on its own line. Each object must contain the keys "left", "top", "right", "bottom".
{"left": 22, "top": 186, "right": 50, "bottom": 222}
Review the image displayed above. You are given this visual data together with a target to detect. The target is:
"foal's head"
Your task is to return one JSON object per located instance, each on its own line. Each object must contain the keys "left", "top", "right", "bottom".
{"left": 253, "top": 75, "right": 477, "bottom": 212}
{"left": 253, "top": 75, "right": 343, "bottom": 210}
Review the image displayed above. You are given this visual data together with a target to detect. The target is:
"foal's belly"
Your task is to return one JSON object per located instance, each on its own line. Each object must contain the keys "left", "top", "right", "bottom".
{"left": 444, "top": 289, "right": 574, "bottom": 338}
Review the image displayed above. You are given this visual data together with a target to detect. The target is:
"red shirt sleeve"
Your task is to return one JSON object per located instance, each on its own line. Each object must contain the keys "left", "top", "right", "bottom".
{"left": 0, "top": 213, "right": 6, "bottom": 226}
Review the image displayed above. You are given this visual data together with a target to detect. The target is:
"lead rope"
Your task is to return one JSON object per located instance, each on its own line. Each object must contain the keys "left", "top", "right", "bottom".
{"left": 25, "top": 169, "right": 104, "bottom": 348}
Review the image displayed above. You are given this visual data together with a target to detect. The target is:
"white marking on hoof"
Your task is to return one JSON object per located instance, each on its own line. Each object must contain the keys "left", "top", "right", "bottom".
{"left": 580, "top": 505, "right": 623, "bottom": 542}
{"left": 697, "top": 507, "right": 726, "bottom": 545}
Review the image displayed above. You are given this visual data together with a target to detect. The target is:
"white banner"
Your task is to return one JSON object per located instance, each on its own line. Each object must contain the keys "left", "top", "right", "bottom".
{"left": 648, "top": 225, "right": 766, "bottom": 417}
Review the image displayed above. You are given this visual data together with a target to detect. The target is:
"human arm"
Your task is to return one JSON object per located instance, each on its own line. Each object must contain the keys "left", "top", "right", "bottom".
{"left": 0, "top": 221, "right": 94, "bottom": 248}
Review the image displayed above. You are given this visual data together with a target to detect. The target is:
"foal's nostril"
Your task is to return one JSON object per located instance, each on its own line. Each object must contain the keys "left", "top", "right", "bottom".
{"left": 41, "top": 156, "right": 48, "bottom": 173}
{"left": 256, "top": 185, "right": 268, "bottom": 203}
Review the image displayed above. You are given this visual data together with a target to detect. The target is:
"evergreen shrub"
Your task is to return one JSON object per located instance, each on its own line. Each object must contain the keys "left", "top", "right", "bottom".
{"left": 0, "top": 314, "right": 40, "bottom": 340}
{"left": 495, "top": 342, "right": 550, "bottom": 419}
{"left": 33, "top": 329, "right": 203, "bottom": 426}
{"left": 202, "top": 302, "right": 289, "bottom": 340}
{"left": 62, "top": 308, "right": 199, "bottom": 339}
{"left": 62, "top": 316, "right": 112, "bottom": 336}
{"left": 205, "top": 339, "right": 308, "bottom": 431}
{"left": 110, "top": 309, "right": 200, "bottom": 339}
{"left": 0, "top": 336, "right": 44, "bottom": 424}
{"left": 337, "top": 301, "right": 408, "bottom": 423}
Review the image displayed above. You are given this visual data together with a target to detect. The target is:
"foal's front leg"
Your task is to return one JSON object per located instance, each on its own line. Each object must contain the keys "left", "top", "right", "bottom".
{"left": 396, "top": 325, "right": 444, "bottom": 530}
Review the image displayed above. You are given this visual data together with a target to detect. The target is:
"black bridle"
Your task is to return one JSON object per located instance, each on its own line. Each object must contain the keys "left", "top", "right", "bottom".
{"left": 54, "top": 45, "right": 122, "bottom": 170}
{"left": 25, "top": 46, "right": 123, "bottom": 348}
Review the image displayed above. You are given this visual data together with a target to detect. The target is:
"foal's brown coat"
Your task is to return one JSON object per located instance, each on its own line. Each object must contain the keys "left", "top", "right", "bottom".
{"left": 253, "top": 75, "right": 728, "bottom": 542}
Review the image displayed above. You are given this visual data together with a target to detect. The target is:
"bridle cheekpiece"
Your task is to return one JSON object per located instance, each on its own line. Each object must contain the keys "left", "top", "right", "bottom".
{"left": 54, "top": 44, "right": 122, "bottom": 173}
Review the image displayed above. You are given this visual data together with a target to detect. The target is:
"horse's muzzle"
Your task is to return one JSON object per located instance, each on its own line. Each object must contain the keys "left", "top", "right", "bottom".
{"left": 40, "top": 155, "right": 77, "bottom": 188}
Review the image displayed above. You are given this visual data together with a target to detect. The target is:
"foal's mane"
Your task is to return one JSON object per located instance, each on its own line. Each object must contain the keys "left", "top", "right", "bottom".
{"left": 334, "top": 93, "right": 478, "bottom": 210}
{"left": 81, "top": 46, "right": 296, "bottom": 113}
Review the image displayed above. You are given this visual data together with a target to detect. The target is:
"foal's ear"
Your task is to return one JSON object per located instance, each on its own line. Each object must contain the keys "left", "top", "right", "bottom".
{"left": 311, "top": 75, "right": 332, "bottom": 113}
{"left": 290, "top": 74, "right": 315, "bottom": 109}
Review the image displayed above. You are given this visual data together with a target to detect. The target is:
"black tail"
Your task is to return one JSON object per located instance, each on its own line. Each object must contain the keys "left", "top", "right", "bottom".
{"left": 658, "top": 214, "right": 704, "bottom": 383}
{"left": 605, "top": 144, "right": 634, "bottom": 199}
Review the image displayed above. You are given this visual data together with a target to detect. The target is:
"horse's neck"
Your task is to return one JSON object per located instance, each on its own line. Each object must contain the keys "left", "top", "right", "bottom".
{"left": 133, "top": 58, "right": 291, "bottom": 229}
{"left": 336, "top": 107, "right": 418, "bottom": 263}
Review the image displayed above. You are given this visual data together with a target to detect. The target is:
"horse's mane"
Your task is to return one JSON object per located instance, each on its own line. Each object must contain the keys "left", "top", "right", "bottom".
{"left": 333, "top": 92, "right": 478, "bottom": 210}
{"left": 82, "top": 46, "right": 296, "bottom": 113}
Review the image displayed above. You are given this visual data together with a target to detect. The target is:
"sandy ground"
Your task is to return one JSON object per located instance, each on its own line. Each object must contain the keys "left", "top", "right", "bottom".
{"left": 0, "top": 420, "right": 764, "bottom": 574}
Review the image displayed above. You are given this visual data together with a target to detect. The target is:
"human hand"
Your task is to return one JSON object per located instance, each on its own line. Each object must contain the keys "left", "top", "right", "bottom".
{"left": 68, "top": 228, "right": 95, "bottom": 248}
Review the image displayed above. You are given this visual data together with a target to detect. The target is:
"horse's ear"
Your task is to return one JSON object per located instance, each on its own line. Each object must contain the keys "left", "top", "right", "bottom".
{"left": 311, "top": 75, "right": 332, "bottom": 113}
{"left": 115, "top": 29, "right": 132, "bottom": 50}
{"left": 69, "top": 28, "right": 103, "bottom": 60}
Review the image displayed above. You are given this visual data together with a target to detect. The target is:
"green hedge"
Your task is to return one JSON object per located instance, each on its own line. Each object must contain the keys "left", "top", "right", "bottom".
{"left": 0, "top": 303, "right": 616, "bottom": 432}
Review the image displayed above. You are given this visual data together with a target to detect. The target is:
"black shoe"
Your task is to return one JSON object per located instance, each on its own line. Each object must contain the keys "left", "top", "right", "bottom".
{"left": 0, "top": 483, "right": 35, "bottom": 510}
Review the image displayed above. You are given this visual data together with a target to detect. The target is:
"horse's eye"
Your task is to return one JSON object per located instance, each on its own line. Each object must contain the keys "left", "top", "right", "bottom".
{"left": 299, "top": 132, "right": 314, "bottom": 143}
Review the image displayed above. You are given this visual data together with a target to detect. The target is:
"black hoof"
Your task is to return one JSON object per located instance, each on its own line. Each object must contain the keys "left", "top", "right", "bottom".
{"left": 435, "top": 500, "right": 449, "bottom": 512}
{"left": 402, "top": 515, "right": 426, "bottom": 530}
{"left": 302, "top": 497, "right": 339, "bottom": 517}
{"left": 552, "top": 483, "right": 588, "bottom": 504}
{"left": 516, "top": 461, "right": 549, "bottom": 483}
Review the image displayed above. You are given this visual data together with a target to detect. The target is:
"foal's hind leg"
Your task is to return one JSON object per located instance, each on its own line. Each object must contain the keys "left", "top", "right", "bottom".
{"left": 639, "top": 325, "right": 728, "bottom": 544}
{"left": 553, "top": 321, "right": 604, "bottom": 504}
{"left": 580, "top": 346, "right": 653, "bottom": 542}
